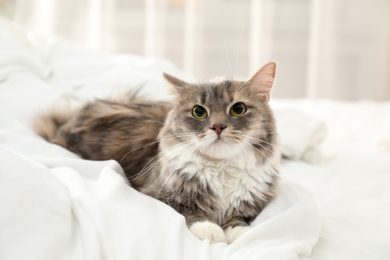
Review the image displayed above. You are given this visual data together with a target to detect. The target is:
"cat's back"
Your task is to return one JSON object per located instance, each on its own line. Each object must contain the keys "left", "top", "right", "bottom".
{"left": 35, "top": 98, "right": 172, "bottom": 182}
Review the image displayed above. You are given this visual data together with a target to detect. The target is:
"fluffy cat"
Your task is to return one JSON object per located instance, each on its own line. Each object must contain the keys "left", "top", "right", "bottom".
{"left": 34, "top": 62, "right": 280, "bottom": 244}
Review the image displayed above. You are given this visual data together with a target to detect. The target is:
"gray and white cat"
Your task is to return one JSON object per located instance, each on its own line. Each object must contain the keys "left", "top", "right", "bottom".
{"left": 34, "top": 62, "right": 280, "bottom": 244}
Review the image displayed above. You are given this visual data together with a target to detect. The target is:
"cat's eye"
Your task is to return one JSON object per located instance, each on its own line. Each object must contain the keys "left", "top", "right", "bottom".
{"left": 230, "top": 102, "right": 247, "bottom": 117}
{"left": 192, "top": 105, "right": 207, "bottom": 119}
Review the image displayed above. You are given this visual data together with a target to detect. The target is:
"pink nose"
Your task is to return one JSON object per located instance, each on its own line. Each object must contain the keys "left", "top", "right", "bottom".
{"left": 209, "top": 124, "right": 227, "bottom": 135}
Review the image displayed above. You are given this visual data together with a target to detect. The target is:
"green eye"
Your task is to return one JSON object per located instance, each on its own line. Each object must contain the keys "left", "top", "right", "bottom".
{"left": 192, "top": 105, "right": 207, "bottom": 119}
{"left": 230, "top": 102, "right": 246, "bottom": 117}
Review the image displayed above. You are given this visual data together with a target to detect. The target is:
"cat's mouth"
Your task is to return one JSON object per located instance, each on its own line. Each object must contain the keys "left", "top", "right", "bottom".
{"left": 200, "top": 134, "right": 242, "bottom": 159}
{"left": 201, "top": 132, "right": 233, "bottom": 146}
{"left": 212, "top": 134, "right": 228, "bottom": 143}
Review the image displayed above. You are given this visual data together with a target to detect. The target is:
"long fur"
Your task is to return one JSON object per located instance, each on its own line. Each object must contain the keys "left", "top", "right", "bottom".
{"left": 33, "top": 107, "right": 77, "bottom": 147}
{"left": 34, "top": 63, "right": 280, "bottom": 243}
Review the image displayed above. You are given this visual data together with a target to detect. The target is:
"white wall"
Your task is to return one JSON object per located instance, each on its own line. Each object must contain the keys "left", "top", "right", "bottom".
{"left": 5, "top": 0, "right": 390, "bottom": 100}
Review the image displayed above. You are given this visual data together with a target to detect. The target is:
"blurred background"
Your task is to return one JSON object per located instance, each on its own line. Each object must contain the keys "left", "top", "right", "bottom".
{"left": 0, "top": 0, "right": 389, "bottom": 100}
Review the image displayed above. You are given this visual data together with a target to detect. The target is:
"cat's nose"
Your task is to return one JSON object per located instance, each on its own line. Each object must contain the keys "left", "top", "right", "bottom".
{"left": 209, "top": 124, "right": 227, "bottom": 135}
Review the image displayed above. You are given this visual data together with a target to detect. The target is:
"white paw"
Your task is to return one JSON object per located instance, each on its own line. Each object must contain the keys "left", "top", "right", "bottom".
{"left": 190, "top": 221, "right": 227, "bottom": 243}
{"left": 225, "top": 226, "right": 251, "bottom": 244}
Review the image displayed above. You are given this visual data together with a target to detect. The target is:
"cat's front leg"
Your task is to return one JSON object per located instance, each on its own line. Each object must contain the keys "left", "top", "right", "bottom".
{"left": 222, "top": 217, "right": 252, "bottom": 244}
{"left": 161, "top": 179, "right": 227, "bottom": 243}
{"left": 167, "top": 200, "right": 227, "bottom": 243}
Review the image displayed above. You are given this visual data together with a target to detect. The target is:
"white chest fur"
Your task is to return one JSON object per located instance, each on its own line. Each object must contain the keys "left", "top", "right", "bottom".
{"left": 166, "top": 146, "right": 278, "bottom": 220}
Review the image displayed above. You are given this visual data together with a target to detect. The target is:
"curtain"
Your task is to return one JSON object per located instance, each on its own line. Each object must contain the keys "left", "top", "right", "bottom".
{"left": 2, "top": 0, "right": 389, "bottom": 100}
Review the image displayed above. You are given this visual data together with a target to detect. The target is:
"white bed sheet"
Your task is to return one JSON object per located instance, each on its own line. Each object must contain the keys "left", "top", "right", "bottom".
{"left": 1, "top": 16, "right": 390, "bottom": 260}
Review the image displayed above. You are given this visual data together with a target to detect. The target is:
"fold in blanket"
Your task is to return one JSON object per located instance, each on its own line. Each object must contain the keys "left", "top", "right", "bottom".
{"left": 0, "top": 135, "right": 321, "bottom": 260}
{"left": 273, "top": 108, "right": 327, "bottom": 163}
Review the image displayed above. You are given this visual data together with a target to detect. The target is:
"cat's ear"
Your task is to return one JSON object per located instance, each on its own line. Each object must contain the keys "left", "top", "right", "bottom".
{"left": 163, "top": 73, "right": 189, "bottom": 95}
{"left": 245, "top": 62, "right": 276, "bottom": 102}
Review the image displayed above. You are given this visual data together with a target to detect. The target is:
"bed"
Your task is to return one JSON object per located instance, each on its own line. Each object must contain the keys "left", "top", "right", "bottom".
{"left": 1, "top": 16, "right": 389, "bottom": 260}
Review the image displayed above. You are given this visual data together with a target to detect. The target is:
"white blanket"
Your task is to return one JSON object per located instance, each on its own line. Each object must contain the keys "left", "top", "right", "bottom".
{"left": 1, "top": 15, "right": 390, "bottom": 260}
{"left": 273, "top": 107, "right": 327, "bottom": 163}
{"left": 0, "top": 120, "right": 320, "bottom": 260}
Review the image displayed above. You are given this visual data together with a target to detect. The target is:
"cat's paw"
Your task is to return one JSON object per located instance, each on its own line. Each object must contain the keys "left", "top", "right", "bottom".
{"left": 190, "top": 221, "right": 227, "bottom": 243}
{"left": 225, "top": 226, "right": 251, "bottom": 244}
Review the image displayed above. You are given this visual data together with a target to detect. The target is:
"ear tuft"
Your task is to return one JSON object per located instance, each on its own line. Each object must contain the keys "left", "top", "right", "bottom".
{"left": 246, "top": 62, "right": 277, "bottom": 102}
{"left": 163, "top": 73, "right": 188, "bottom": 95}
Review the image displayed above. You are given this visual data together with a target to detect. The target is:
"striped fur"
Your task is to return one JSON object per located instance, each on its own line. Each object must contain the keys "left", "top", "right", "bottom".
{"left": 34, "top": 62, "right": 280, "bottom": 243}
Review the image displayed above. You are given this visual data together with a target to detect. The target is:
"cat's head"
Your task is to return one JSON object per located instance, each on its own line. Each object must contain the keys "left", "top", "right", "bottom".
{"left": 160, "top": 62, "right": 277, "bottom": 160}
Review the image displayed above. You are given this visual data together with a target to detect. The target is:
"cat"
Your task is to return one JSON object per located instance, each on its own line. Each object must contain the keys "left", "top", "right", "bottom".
{"left": 34, "top": 62, "right": 280, "bottom": 244}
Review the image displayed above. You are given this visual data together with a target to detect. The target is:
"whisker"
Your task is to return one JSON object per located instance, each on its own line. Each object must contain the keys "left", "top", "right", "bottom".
{"left": 240, "top": 134, "right": 279, "bottom": 150}
{"left": 241, "top": 139, "right": 277, "bottom": 168}
{"left": 119, "top": 140, "right": 159, "bottom": 165}
{"left": 119, "top": 132, "right": 196, "bottom": 169}
{"left": 153, "top": 142, "right": 200, "bottom": 199}
{"left": 136, "top": 140, "right": 194, "bottom": 192}
{"left": 136, "top": 140, "right": 192, "bottom": 178}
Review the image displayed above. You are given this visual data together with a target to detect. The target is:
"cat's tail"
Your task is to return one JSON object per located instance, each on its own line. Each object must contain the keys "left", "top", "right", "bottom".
{"left": 33, "top": 107, "right": 77, "bottom": 148}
